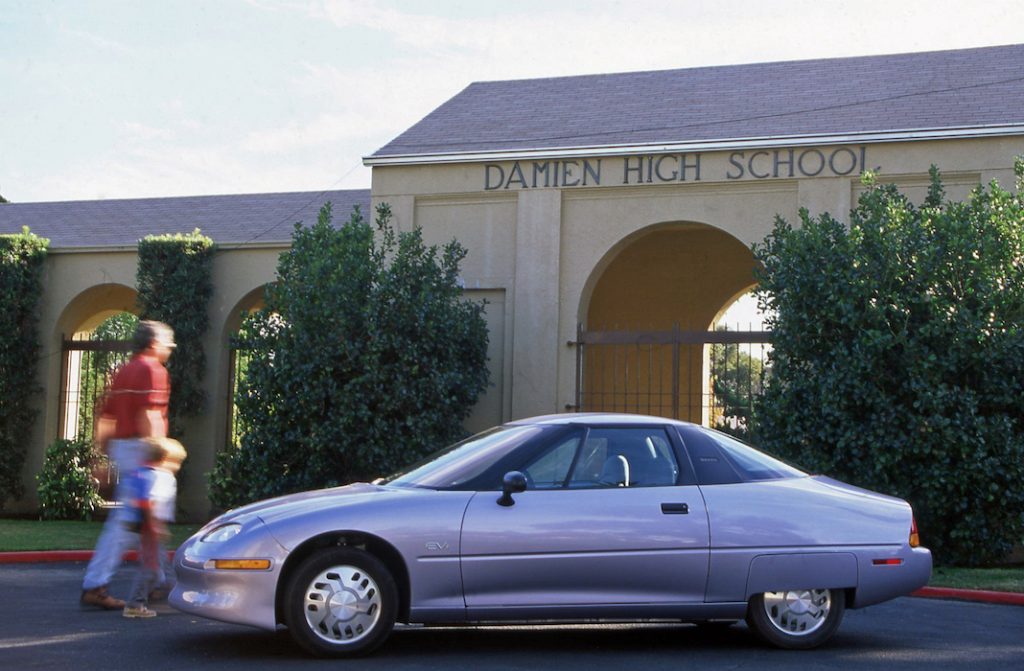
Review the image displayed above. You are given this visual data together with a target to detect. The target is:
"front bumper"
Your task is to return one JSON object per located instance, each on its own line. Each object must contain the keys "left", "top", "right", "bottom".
{"left": 169, "top": 518, "right": 289, "bottom": 631}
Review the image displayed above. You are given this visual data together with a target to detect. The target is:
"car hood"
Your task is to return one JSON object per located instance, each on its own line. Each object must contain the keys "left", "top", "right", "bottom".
{"left": 213, "top": 482, "right": 429, "bottom": 527}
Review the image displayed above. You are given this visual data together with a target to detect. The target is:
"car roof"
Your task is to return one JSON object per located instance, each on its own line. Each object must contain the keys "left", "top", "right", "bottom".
{"left": 507, "top": 413, "right": 695, "bottom": 428}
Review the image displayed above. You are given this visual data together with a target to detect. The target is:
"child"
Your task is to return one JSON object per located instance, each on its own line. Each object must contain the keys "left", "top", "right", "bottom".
{"left": 122, "top": 437, "right": 186, "bottom": 618}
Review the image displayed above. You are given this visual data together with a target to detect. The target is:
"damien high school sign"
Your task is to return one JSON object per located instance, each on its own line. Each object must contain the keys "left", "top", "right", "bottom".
{"left": 484, "top": 146, "right": 870, "bottom": 190}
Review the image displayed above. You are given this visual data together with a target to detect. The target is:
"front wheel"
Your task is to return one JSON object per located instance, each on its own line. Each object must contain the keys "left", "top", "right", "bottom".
{"left": 745, "top": 588, "right": 845, "bottom": 649}
{"left": 283, "top": 548, "right": 398, "bottom": 657}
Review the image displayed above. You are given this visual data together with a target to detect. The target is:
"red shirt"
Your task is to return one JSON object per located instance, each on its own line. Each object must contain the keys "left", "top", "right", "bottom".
{"left": 101, "top": 354, "right": 170, "bottom": 438}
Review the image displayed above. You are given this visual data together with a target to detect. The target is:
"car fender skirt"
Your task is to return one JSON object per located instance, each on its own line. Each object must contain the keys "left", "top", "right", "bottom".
{"left": 745, "top": 552, "right": 858, "bottom": 598}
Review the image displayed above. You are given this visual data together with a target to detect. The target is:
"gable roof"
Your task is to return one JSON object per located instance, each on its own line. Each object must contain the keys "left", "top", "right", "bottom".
{"left": 0, "top": 189, "right": 371, "bottom": 249}
{"left": 367, "top": 44, "right": 1024, "bottom": 164}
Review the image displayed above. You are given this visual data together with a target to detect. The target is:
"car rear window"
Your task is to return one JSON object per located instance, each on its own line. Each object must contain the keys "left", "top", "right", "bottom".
{"left": 700, "top": 428, "right": 806, "bottom": 481}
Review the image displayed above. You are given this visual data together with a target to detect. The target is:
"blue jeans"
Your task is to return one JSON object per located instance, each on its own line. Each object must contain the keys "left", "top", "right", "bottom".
{"left": 82, "top": 439, "right": 142, "bottom": 591}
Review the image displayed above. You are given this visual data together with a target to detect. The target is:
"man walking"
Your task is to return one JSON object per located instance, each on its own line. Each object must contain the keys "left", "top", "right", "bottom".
{"left": 80, "top": 320, "right": 175, "bottom": 610}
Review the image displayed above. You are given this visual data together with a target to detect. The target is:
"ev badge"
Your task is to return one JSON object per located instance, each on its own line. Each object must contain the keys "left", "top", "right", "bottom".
{"left": 425, "top": 541, "right": 450, "bottom": 551}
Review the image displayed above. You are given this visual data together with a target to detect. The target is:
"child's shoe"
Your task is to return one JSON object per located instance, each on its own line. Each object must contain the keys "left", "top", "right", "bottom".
{"left": 122, "top": 605, "right": 157, "bottom": 618}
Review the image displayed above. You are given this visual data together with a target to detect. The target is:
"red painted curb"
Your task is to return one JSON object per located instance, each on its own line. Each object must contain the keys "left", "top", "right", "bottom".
{"left": 912, "top": 586, "right": 1024, "bottom": 606}
{"left": 0, "top": 550, "right": 173, "bottom": 564}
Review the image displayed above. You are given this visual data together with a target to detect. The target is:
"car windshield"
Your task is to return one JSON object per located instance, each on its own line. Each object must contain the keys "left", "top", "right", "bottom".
{"left": 383, "top": 425, "right": 544, "bottom": 489}
{"left": 699, "top": 427, "right": 807, "bottom": 480}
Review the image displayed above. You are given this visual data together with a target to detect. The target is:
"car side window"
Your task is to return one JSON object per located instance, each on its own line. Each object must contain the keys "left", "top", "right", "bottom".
{"left": 522, "top": 435, "right": 580, "bottom": 489}
{"left": 569, "top": 428, "right": 679, "bottom": 488}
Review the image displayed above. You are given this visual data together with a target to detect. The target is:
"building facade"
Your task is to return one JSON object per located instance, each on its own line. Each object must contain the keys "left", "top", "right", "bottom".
{"left": 3, "top": 44, "right": 1023, "bottom": 517}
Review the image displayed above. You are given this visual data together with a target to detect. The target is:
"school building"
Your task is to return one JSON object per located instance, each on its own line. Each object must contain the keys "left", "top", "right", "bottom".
{"left": 3, "top": 44, "right": 1023, "bottom": 517}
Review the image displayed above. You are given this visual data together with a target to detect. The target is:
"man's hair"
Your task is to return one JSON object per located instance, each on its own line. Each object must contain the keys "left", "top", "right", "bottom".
{"left": 132, "top": 320, "right": 174, "bottom": 354}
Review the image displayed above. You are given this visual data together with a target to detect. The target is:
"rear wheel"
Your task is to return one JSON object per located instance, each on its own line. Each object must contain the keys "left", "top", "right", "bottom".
{"left": 284, "top": 548, "right": 397, "bottom": 657}
{"left": 745, "top": 588, "right": 845, "bottom": 649}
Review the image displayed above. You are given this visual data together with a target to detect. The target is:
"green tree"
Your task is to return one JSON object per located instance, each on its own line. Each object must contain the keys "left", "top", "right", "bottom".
{"left": 753, "top": 160, "right": 1024, "bottom": 565}
{"left": 209, "top": 203, "right": 490, "bottom": 509}
{"left": 0, "top": 227, "right": 48, "bottom": 509}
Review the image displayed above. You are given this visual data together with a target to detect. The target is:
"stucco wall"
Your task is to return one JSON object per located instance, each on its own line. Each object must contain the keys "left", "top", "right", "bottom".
{"left": 371, "top": 136, "right": 1024, "bottom": 422}
{"left": 12, "top": 135, "right": 1024, "bottom": 518}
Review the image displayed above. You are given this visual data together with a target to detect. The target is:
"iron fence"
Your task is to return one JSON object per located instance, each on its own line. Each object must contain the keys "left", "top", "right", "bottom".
{"left": 570, "top": 324, "right": 770, "bottom": 436}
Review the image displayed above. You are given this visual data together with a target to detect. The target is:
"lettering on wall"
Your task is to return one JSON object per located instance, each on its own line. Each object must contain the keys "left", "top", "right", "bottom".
{"left": 483, "top": 146, "right": 870, "bottom": 190}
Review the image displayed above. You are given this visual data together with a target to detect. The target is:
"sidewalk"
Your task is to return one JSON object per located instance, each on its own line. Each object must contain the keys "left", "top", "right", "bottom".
{"left": 2, "top": 549, "right": 1022, "bottom": 606}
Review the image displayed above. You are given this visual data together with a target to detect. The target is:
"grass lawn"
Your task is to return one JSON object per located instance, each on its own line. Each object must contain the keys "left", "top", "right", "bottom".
{"left": 929, "top": 566, "right": 1024, "bottom": 593}
{"left": 0, "top": 519, "right": 200, "bottom": 552}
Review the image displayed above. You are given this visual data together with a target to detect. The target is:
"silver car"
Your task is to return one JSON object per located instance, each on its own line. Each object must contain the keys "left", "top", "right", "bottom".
{"left": 171, "top": 414, "right": 931, "bottom": 656}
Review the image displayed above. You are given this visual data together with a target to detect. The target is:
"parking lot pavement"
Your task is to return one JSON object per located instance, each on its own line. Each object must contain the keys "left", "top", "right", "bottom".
{"left": 2, "top": 561, "right": 1022, "bottom": 671}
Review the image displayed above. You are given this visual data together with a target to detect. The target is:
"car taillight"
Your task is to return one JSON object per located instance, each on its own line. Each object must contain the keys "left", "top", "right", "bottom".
{"left": 909, "top": 515, "right": 920, "bottom": 548}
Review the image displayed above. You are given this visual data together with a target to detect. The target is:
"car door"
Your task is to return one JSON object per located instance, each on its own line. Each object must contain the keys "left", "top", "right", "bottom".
{"left": 459, "top": 425, "right": 710, "bottom": 613}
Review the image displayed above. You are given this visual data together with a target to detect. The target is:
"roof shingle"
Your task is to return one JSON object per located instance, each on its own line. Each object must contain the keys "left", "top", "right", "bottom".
{"left": 371, "top": 44, "right": 1024, "bottom": 158}
{"left": 0, "top": 190, "right": 371, "bottom": 249}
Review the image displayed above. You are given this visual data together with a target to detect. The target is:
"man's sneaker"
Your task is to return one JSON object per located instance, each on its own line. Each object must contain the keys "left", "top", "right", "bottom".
{"left": 122, "top": 605, "right": 157, "bottom": 618}
{"left": 81, "top": 586, "right": 126, "bottom": 610}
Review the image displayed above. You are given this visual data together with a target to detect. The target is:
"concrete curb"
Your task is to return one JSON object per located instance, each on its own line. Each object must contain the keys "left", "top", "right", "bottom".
{"left": 1, "top": 551, "right": 1021, "bottom": 606}
{"left": 912, "top": 586, "right": 1024, "bottom": 606}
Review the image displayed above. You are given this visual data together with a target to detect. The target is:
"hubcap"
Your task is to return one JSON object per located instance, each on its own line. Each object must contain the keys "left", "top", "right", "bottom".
{"left": 303, "top": 565, "right": 382, "bottom": 645}
{"left": 762, "top": 589, "right": 831, "bottom": 636}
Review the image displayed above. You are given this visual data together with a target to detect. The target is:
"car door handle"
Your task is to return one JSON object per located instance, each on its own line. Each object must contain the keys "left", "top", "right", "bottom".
{"left": 661, "top": 503, "right": 689, "bottom": 514}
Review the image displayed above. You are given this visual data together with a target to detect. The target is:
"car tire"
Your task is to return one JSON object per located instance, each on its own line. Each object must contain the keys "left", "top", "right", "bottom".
{"left": 284, "top": 548, "right": 398, "bottom": 657}
{"left": 745, "top": 588, "right": 845, "bottom": 649}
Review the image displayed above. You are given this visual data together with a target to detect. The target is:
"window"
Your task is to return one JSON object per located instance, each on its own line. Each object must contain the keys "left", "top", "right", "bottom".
{"left": 522, "top": 427, "right": 680, "bottom": 489}
{"left": 523, "top": 435, "right": 580, "bottom": 489}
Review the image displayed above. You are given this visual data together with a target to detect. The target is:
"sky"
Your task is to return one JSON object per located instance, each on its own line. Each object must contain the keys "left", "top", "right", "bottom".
{"left": 2, "top": 0, "right": 1023, "bottom": 204}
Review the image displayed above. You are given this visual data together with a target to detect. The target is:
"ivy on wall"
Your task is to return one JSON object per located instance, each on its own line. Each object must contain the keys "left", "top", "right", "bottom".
{"left": 136, "top": 229, "right": 215, "bottom": 435}
{"left": 0, "top": 227, "right": 49, "bottom": 509}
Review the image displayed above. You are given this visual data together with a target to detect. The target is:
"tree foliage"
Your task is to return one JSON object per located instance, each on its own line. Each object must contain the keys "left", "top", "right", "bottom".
{"left": 209, "top": 203, "right": 490, "bottom": 509}
{"left": 753, "top": 160, "right": 1024, "bottom": 565}
{"left": 136, "top": 230, "right": 215, "bottom": 434}
{"left": 0, "top": 227, "right": 48, "bottom": 509}
{"left": 710, "top": 336, "right": 765, "bottom": 441}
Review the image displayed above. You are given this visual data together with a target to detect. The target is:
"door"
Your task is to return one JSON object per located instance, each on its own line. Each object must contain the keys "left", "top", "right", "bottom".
{"left": 460, "top": 426, "right": 710, "bottom": 610}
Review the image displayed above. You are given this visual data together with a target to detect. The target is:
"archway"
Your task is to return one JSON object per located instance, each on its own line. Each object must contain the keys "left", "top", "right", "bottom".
{"left": 54, "top": 284, "right": 140, "bottom": 444}
{"left": 578, "top": 223, "right": 760, "bottom": 423}
{"left": 220, "top": 285, "right": 269, "bottom": 450}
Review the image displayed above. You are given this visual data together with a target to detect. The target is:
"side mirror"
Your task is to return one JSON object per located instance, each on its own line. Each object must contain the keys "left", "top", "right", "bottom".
{"left": 496, "top": 471, "right": 528, "bottom": 507}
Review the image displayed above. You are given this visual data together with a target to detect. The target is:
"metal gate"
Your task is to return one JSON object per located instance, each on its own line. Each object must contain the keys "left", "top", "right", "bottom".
{"left": 569, "top": 324, "right": 770, "bottom": 429}
{"left": 58, "top": 336, "right": 132, "bottom": 442}
{"left": 58, "top": 335, "right": 133, "bottom": 495}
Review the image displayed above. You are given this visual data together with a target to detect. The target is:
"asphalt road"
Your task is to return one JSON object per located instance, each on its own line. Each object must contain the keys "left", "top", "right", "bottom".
{"left": 2, "top": 561, "right": 1022, "bottom": 670}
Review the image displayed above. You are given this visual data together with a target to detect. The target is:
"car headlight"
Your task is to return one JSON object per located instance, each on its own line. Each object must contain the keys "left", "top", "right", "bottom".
{"left": 200, "top": 523, "right": 242, "bottom": 543}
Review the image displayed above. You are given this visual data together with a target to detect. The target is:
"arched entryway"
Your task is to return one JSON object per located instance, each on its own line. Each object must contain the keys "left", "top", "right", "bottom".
{"left": 54, "top": 284, "right": 140, "bottom": 443}
{"left": 575, "top": 222, "right": 765, "bottom": 423}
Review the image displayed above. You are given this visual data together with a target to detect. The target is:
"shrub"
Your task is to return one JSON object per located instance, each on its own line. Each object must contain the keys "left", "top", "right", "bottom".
{"left": 0, "top": 227, "right": 48, "bottom": 509}
{"left": 36, "top": 438, "right": 103, "bottom": 520}
{"left": 209, "top": 203, "right": 490, "bottom": 509}
{"left": 753, "top": 160, "right": 1024, "bottom": 565}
